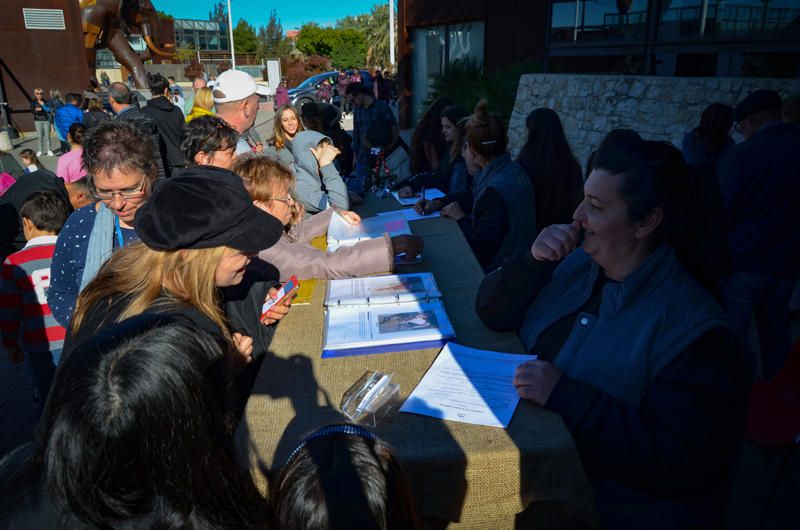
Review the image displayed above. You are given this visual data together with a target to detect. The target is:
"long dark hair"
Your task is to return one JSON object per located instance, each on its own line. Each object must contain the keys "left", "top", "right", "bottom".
{"left": 516, "top": 108, "right": 583, "bottom": 228}
{"left": 2, "top": 314, "right": 268, "bottom": 529}
{"left": 270, "top": 426, "right": 424, "bottom": 530}
{"left": 694, "top": 103, "right": 733, "bottom": 156}
{"left": 593, "top": 138, "right": 728, "bottom": 294}
{"left": 410, "top": 95, "right": 453, "bottom": 174}
{"left": 441, "top": 104, "right": 469, "bottom": 163}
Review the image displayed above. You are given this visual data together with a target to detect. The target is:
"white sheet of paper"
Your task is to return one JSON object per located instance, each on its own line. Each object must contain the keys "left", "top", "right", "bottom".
{"left": 400, "top": 343, "right": 536, "bottom": 428}
{"left": 376, "top": 208, "right": 441, "bottom": 222}
{"left": 391, "top": 188, "right": 445, "bottom": 206}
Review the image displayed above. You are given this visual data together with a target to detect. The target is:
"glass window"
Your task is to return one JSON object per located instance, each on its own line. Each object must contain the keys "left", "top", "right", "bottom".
{"left": 411, "top": 26, "right": 445, "bottom": 123}
{"left": 551, "top": 0, "right": 648, "bottom": 42}
{"left": 448, "top": 22, "right": 484, "bottom": 66}
{"left": 658, "top": 1, "right": 800, "bottom": 39}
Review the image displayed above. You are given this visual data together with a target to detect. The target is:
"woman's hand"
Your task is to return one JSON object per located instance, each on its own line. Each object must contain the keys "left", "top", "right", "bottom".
{"left": 391, "top": 234, "right": 424, "bottom": 260}
{"left": 310, "top": 144, "right": 341, "bottom": 168}
{"left": 513, "top": 360, "right": 563, "bottom": 405}
{"left": 413, "top": 198, "right": 443, "bottom": 216}
{"left": 397, "top": 186, "right": 415, "bottom": 198}
{"left": 531, "top": 221, "right": 581, "bottom": 262}
{"left": 260, "top": 286, "right": 292, "bottom": 325}
{"left": 231, "top": 332, "right": 254, "bottom": 364}
{"left": 441, "top": 202, "right": 466, "bottom": 221}
{"left": 338, "top": 210, "right": 361, "bottom": 225}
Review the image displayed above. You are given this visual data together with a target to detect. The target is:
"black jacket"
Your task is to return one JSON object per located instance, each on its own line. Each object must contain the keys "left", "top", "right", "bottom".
{"left": 115, "top": 105, "right": 165, "bottom": 179}
{"left": 0, "top": 169, "right": 71, "bottom": 259}
{"left": 141, "top": 96, "right": 186, "bottom": 176}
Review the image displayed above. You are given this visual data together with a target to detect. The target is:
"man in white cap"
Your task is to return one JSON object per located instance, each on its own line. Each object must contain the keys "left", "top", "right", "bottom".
{"left": 212, "top": 70, "right": 268, "bottom": 155}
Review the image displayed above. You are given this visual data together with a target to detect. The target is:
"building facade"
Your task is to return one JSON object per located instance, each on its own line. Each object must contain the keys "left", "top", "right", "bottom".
{"left": 397, "top": 0, "right": 800, "bottom": 126}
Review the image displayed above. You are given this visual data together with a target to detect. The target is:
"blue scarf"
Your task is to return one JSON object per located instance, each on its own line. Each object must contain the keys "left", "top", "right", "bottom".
{"left": 79, "top": 203, "right": 116, "bottom": 291}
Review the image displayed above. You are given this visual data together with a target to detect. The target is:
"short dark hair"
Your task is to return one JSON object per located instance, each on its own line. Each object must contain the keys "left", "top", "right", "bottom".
{"left": 271, "top": 426, "right": 424, "bottom": 530}
{"left": 68, "top": 122, "right": 87, "bottom": 146}
{"left": 148, "top": 73, "right": 169, "bottom": 96}
{"left": 66, "top": 92, "right": 81, "bottom": 105}
{"left": 345, "top": 82, "right": 370, "bottom": 97}
{"left": 82, "top": 120, "right": 158, "bottom": 188}
{"left": 181, "top": 115, "right": 239, "bottom": 165}
{"left": 20, "top": 190, "right": 70, "bottom": 233}
{"left": 168, "top": 76, "right": 176, "bottom": 82}
{"left": 108, "top": 82, "right": 133, "bottom": 105}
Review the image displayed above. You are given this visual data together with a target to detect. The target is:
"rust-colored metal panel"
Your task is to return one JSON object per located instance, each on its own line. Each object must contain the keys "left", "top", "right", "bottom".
{"left": 0, "top": 0, "right": 90, "bottom": 132}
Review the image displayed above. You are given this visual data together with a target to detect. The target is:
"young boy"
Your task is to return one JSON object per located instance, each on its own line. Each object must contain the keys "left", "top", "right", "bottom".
{"left": 1, "top": 190, "right": 70, "bottom": 407}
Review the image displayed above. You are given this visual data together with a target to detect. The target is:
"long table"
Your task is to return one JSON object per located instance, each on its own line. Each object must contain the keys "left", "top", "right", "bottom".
{"left": 235, "top": 194, "right": 598, "bottom": 529}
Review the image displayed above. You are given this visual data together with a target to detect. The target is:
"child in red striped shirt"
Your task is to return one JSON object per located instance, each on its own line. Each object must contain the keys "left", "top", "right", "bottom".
{"left": 1, "top": 191, "right": 70, "bottom": 407}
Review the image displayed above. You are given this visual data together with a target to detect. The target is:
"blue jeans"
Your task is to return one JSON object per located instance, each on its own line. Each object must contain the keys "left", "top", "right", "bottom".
{"left": 347, "top": 161, "right": 370, "bottom": 196}
{"left": 721, "top": 271, "right": 797, "bottom": 380}
{"left": 25, "top": 350, "right": 58, "bottom": 408}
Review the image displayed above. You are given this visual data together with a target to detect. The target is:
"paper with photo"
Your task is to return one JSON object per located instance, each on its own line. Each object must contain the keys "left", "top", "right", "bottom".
{"left": 327, "top": 212, "right": 411, "bottom": 251}
{"left": 377, "top": 208, "right": 441, "bottom": 222}
{"left": 326, "top": 273, "right": 441, "bottom": 306}
{"left": 400, "top": 343, "right": 536, "bottom": 428}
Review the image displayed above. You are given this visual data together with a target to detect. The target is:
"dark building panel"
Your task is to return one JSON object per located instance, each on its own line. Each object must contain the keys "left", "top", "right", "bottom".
{"left": 0, "top": 0, "right": 89, "bottom": 131}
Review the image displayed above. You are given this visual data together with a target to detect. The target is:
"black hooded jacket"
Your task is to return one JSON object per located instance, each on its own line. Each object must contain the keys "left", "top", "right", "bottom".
{"left": 141, "top": 96, "right": 186, "bottom": 176}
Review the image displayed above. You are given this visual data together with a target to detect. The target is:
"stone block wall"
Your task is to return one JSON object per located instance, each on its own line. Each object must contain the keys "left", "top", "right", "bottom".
{"left": 508, "top": 74, "right": 800, "bottom": 171}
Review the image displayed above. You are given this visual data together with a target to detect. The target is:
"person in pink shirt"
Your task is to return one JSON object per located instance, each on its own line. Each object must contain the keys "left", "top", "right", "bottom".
{"left": 55, "top": 123, "right": 87, "bottom": 183}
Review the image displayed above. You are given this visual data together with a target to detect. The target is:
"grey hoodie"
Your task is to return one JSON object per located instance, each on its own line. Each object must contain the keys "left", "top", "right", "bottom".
{"left": 291, "top": 131, "right": 349, "bottom": 215}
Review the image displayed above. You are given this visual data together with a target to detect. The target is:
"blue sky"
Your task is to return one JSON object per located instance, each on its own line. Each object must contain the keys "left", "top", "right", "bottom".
{"left": 164, "top": 0, "right": 382, "bottom": 31}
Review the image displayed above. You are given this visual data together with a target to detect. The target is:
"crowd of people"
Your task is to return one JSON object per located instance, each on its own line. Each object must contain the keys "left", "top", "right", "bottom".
{"left": 0, "top": 63, "right": 797, "bottom": 529}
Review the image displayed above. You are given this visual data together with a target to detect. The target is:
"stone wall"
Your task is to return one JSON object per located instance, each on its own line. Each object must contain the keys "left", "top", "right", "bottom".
{"left": 508, "top": 74, "right": 800, "bottom": 171}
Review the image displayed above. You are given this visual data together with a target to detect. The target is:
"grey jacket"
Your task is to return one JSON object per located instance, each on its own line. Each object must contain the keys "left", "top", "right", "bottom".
{"left": 259, "top": 209, "right": 393, "bottom": 282}
{"left": 292, "top": 131, "right": 349, "bottom": 215}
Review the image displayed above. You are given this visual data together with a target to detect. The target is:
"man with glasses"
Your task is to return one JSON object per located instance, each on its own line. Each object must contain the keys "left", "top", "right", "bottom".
{"left": 719, "top": 89, "right": 800, "bottom": 380}
{"left": 31, "top": 88, "right": 54, "bottom": 156}
{"left": 49, "top": 121, "right": 158, "bottom": 329}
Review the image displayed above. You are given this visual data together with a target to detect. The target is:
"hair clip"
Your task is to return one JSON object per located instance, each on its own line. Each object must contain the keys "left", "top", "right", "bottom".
{"left": 480, "top": 139, "right": 497, "bottom": 145}
{"left": 284, "top": 424, "right": 379, "bottom": 466}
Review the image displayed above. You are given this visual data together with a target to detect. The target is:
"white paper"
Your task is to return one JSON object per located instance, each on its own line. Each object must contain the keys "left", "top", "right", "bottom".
{"left": 326, "top": 273, "right": 441, "bottom": 306}
{"left": 376, "top": 208, "right": 441, "bottom": 222}
{"left": 327, "top": 212, "right": 411, "bottom": 252}
{"left": 400, "top": 343, "right": 536, "bottom": 428}
{"left": 391, "top": 188, "right": 445, "bottom": 206}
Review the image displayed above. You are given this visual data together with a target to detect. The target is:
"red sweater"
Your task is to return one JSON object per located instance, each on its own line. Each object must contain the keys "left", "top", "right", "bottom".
{"left": 0, "top": 236, "right": 66, "bottom": 358}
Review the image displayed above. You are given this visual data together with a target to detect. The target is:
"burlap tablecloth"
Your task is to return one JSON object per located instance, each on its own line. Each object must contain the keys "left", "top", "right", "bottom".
{"left": 235, "top": 194, "right": 598, "bottom": 529}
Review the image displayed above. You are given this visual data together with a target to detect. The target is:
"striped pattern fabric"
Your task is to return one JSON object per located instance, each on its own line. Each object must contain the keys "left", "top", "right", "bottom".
{"left": 0, "top": 236, "right": 65, "bottom": 357}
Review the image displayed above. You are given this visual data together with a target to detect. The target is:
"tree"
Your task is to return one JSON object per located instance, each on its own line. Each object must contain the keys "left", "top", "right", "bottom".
{"left": 330, "top": 28, "right": 367, "bottom": 70}
{"left": 232, "top": 19, "right": 258, "bottom": 54}
{"left": 174, "top": 43, "right": 196, "bottom": 63}
{"left": 364, "top": 3, "right": 391, "bottom": 68}
{"left": 209, "top": 2, "right": 226, "bottom": 22}
{"left": 257, "top": 9, "right": 290, "bottom": 59}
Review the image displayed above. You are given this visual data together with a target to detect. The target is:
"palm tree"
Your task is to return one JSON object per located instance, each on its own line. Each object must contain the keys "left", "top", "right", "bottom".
{"left": 364, "top": 4, "right": 392, "bottom": 69}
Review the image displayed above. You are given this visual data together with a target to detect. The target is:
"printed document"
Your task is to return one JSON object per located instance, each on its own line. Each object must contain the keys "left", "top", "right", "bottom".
{"left": 400, "top": 343, "right": 536, "bottom": 428}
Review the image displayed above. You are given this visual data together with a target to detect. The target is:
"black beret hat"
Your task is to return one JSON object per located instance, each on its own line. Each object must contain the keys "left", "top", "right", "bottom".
{"left": 134, "top": 166, "right": 283, "bottom": 253}
{"left": 733, "top": 89, "right": 783, "bottom": 122}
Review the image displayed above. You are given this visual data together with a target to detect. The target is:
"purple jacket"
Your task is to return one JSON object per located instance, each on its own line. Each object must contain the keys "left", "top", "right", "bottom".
{"left": 274, "top": 86, "right": 289, "bottom": 108}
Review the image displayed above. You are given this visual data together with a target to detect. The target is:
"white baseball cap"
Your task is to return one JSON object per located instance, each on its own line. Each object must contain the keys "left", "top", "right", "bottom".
{"left": 212, "top": 70, "right": 269, "bottom": 103}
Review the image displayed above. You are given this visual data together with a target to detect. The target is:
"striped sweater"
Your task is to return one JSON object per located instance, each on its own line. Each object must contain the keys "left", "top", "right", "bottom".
{"left": 0, "top": 236, "right": 65, "bottom": 358}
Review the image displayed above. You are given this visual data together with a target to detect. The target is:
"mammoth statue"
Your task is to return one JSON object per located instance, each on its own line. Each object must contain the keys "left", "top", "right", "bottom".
{"left": 81, "top": 0, "right": 175, "bottom": 89}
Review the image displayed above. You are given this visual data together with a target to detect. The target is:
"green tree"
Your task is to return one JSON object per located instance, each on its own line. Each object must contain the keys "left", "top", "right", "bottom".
{"left": 232, "top": 18, "right": 258, "bottom": 53}
{"left": 209, "top": 2, "right": 226, "bottom": 22}
{"left": 330, "top": 28, "right": 366, "bottom": 70}
{"left": 363, "top": 3, "right": 390, "bottom": 68}
{"left": 174, "top": 43, "right": 196, "bottom": 63}
{"left": 257, "top": 9, "right": 287, "bottom": 58}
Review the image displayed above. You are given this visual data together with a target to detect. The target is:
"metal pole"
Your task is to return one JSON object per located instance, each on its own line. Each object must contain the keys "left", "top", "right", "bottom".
{"left": 389, "top": 0, "right": 396, "bottom": 67}
{"left": 227, "top": 0, "right": 236, "bottom": 69}
{"left": 573, "top": 0, "right": 580, "bottom": 42}
{"left": 699, "top": 0, "right": 709, "bottom": 35}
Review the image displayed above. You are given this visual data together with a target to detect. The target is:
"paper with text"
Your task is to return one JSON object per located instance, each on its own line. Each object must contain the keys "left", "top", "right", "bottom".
{"left": 400, "top": 343, "right": 536, "bottom": 428}
{"left": 391, "top": 188, "right": 445, "bottom": 206}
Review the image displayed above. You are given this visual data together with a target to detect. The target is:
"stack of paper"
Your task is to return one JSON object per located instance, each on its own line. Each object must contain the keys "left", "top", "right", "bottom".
{"left": 391, "top": 188, "right": 445, "bottom": 206}
{"left": 322, "top": 274, "right": 455, "bottom": 358}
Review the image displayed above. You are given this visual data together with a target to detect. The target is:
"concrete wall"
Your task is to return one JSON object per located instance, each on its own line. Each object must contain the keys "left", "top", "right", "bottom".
{"left": 508, "top": 74, "right": 800, "bottom": 171}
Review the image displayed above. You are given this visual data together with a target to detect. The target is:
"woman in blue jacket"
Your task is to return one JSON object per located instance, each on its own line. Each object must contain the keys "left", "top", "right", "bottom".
{"left": 476, "top": 137, "right": 749, "bottom": 529}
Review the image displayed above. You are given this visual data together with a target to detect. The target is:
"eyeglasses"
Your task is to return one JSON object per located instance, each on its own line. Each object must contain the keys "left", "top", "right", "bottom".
{"left": 271, "top": 194, "right": 295, "bottom": 205}
{"left": 93, "top": 177, "right": 148, "bottom": 200}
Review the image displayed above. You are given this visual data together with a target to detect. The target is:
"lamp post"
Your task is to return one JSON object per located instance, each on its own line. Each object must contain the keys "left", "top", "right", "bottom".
{"left": 227, "top": 0, "right": 236, "bottom": 69}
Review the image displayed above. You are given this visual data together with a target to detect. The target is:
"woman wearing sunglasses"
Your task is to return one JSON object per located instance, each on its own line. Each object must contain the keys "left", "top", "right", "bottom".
{"left": 49, "top": 121, "right": 157, "bottom": 329}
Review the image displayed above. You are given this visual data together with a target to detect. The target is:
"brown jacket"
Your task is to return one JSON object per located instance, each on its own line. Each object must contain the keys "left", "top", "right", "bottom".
{"left": 259, "top": 209, "right": 394, "bottom": 282}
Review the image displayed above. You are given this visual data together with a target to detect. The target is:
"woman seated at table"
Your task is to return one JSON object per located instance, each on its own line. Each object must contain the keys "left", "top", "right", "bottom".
{"left": 66, "top": 166, "right": 289, "bottom": 379}
{"left": 396, "top": 105, "right": 470, "bottom": 198}
{"left": 0, "top": 314, "right": 269, "bottom": 528}
{"left": 235, "top": 155, "right": 423, "bottom": 282}
{"left": 292, "top": 130, "right": 350, "bottom": 216}
{"left": 265, "top": 104, "right": 305, "bottom": 168}
{"left": 271, "top": 424, "right": 424, "bottom": 530}
{"left": 415, "top": 101, "right": 536, "bottom": 272}
{"left": 475, "top": 137, "right": 749, "bottom": 529}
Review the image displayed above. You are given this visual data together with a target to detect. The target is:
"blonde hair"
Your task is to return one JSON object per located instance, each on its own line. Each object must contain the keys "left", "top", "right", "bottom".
{"left": 192, "top": 87, "right": 214, "bottom": 113}
{"left": 72, "top": 242, "right": 229, "bottom": 337}
{"left": 273, "top": 104, "right": 304, "bottom": 150}
{"left": 234, "top": 155, "right": 303, "bottom": 225}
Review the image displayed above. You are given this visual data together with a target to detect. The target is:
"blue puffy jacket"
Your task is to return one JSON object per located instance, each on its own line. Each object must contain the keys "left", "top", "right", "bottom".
{"left": 54, "top": 104, "right": 83, "bottom": 141}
